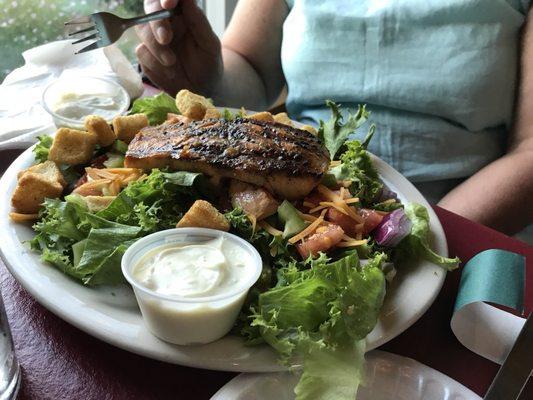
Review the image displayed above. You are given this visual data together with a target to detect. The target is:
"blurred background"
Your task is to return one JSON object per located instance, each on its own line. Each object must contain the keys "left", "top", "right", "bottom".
{"left": 0, "top": 0, "right": 237, "bottom": 82}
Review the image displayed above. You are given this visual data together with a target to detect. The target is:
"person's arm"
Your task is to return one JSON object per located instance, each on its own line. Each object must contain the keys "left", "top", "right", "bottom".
{"left": 135, "top": 0, "right": 287, "bottom": 110}
{"left": 438, "top": 9, "right": 533, "bottom": 234}
{"left": 215, "top": 0, "right": 287, "bottom": 109}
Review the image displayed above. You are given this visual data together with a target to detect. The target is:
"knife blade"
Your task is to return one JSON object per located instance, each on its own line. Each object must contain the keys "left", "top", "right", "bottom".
{"left": 484, "top": 312, "right": 533, "bottom": 400}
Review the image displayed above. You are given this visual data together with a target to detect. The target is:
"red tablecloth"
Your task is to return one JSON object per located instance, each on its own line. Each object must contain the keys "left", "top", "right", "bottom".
{"left": 0, "top": 149, "right": 531, "bottom": 400}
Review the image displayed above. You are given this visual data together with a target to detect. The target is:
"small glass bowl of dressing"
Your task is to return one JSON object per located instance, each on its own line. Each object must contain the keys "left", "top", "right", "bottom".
{"left": 42, "top": 76, "right": 130, "bottom": 129}
{"left": 122, "top": 228, "right": 263, "bottom": 345}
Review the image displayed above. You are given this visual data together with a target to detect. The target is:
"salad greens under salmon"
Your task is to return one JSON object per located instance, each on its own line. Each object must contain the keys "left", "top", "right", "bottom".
{"left": 14, "top": 92, "right": 459, "bottom": 399}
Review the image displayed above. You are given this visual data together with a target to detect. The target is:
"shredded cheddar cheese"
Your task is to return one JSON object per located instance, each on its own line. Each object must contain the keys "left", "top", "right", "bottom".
{"left": 339, "top": 202, "right": 364, "bottom": 222}
{"left": 321, "top": 201, "right": 350, "bottom": 216}
{"left": 317, "top": 185, "right": 342, "bottom": 202}
{"left": 289, "top": 209, "right": 327, "bottom": 244}
{"left": 248, "top": 214, "right": 257, "bottom": 234}
{"left": 342, "top": 233, "right": 357, "bottom": 241}
{"left": 341, "top": 180, "right": 353, "bottom": 188}
{"left": 337, "top": 239, "right": 368, "bottom": 247}
{"left": 258, "top": 221, "right": 283, "bottom": 237}
{"left": 339, "top": 187, "right": 346, "bottom": 199}
{"left": 300, "top": 213, "right": 318, "bottom": 222}
{"left": 309, "top": 204, "right": 329, "bottom": 214}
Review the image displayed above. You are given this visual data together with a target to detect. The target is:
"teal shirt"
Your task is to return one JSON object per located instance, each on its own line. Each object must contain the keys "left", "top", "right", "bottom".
{"left": 282, "top": 0, "right": 530, "bottom": 201}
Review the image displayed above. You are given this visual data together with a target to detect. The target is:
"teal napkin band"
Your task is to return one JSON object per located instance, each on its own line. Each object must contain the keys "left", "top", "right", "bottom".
{"left": 454, "top": 249, "right": 525, "bottom": 313}
{"left": 451, "top": 249, "right": 526, "bottom": 364}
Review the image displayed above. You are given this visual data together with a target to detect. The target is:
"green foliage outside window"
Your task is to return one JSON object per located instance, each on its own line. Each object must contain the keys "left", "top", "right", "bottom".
{"left": 1, "top": 0, "right": 143, "bottom": 82}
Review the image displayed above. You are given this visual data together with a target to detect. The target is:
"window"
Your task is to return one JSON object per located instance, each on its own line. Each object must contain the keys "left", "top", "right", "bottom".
{"left": 1, "top": 0, "right": 236, "bottom": 83}
{"left": 1, "top": 0, "right": 143, "bottom": 82}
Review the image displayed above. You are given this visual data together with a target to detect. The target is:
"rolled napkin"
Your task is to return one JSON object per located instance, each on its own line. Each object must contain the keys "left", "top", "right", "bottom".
{"left": 451, "top": 249, "right": 526, "bottom": 364}
{"left": 0, "top": 40, "right": 143, "bottom": 150}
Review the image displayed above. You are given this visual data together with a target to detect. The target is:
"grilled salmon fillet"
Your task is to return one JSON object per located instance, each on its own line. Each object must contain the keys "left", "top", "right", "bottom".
{"left": 124, "top": 118, "right": 330, "bottom": 199}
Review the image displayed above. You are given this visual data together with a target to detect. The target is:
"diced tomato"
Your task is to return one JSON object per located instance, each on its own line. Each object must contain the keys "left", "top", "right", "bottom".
{"left": 359, "top": 208, "right": 383, "bottom": 234}
{"left": 296, "top": 224, "right": 345, "bottom": 259}
{"left": 325, "top": 208, "right": 358, "bottom": 236}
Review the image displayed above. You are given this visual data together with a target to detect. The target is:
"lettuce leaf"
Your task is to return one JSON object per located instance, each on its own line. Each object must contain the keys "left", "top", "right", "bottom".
{"left": 278, "top": 200, "right": 307, "bottom": 238}
{"left": 372, "top": 200, "right": 404, "bottom": 212}
{"left": 221, "top": 108, "right": 245, "bottom": 121}
{"left": 98, "top": 169, "right": 205, "bottom": 232}
{"left": 30, "top": 169, "right": 209, "bottom": 285}
{"left": 250, "top": 252, "right": 386, "bottom": 399}
{"left": 396, "top": 203, "right": 460, "bottom": 270}
{"left": 318, "top": 101, "right": 370, "bottom": 160}
{"left": 331, "top": 134, "right": 383, "bottom": 204}
{"left": 129, "top": 92, "right": 179, "bottom": 125}
{"left": 112, "top": 139, "right": 129, "bottom": 154}
{"left": 294, "top": 341, "right": 365, "bottom": 400}
{"left": 33, "top": 135, "right": 53, "bottom": 163}
{"left": 84, "top": 245, "right": 130, "bottom": 285}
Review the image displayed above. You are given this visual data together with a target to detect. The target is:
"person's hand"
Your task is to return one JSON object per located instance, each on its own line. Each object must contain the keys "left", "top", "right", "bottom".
{"left": 135, "top": 0, "right": 223, "bottom": 96}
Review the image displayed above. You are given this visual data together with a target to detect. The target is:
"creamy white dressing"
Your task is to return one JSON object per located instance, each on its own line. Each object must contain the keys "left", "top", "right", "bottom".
{"left": 132, "top": 237, "right": 252, "bottom": 299}
{"left": 52, "top": 92, "right": 124, "bottom": 121}
{"left": 124, "top": 232, "right": 261, "bottom": 345}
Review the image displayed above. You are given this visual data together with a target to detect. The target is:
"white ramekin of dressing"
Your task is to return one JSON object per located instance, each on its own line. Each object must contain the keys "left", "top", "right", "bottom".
{"left": 42, "top": 76, "right": 130, "bottom": 129}
{"left": 122, "top": 228, "right": 263, "bottom": 345}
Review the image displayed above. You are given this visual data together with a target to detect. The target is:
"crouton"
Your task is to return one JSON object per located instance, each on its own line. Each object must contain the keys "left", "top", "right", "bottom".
{"left": 48, "top": 128, "right": 96, "bottom": 165}
{"left": 203, "top": 107, "right": 222, "bottom": 119}
{"left": 175, "top": 89, "right": 216, "bottom": 120}
{"left": 273, "top": 112, "right": 293, "bottom": 126}
{"left": 11, "top": 161, "right": 65, "bottom": 213}
{"left": 300, "top": 124, "right": 318, "bottom": 135}
{"left": 177, "top": 200, "right": 229, "bottom": 231}
{"left": 85, "top": 115, "right": 116, "bottom": 147}
{"left": 112, "top": 114, "right": 149, "bottom": 143}
{"left": 246, "top": 111, "right": 274, "bottom": 122}
{"left": 19, "top": 160, "right": 67, "bottom": 187}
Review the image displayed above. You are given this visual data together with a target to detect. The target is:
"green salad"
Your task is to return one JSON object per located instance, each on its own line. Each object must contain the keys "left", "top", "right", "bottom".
{"left": 23, "top": 93, "right": 459, "bottom": 399}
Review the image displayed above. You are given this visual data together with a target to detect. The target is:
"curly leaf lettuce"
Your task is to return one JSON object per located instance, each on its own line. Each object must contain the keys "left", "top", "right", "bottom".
{"left": 250, "top": 252, "right": 386, "bottom": 399}
{"left": 30, "top": 170, "right": 208, "bottom": 285}
{"left": 318, "top": 101, "right": 370, "bottom": 160}
{"left": 33, "top": 135, "right": 53, "bottom": 163}
{"left": 98, "top": 169, "right": 205, "bottom": 232}
{"left": 396, "top": 203, "right": 460, "bottom": 270}
{"left": 331, "top": 135, "right": 383, "bottom": 204}
{"left": 129, "top": 92, "right": 179, "bottom": 125}
{"left": 294, "top": 341, "right": 365, "bottom": 400}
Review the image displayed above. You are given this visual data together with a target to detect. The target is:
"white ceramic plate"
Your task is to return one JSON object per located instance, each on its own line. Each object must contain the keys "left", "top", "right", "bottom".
{"left": 211, "top": 350, "right": 481, "bottom": 400}
{"left": 0, "top": 137, "right": 448, "bottom": 372}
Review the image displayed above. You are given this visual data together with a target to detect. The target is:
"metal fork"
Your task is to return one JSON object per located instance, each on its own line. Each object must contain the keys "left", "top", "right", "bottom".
{"left": 65, "top": 8, "right": 178, "bottom": 54}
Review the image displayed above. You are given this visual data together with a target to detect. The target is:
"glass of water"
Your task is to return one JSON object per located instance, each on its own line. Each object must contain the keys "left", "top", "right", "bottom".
{"left": 0, "top": 289, "right": 20, "bottom": 400}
